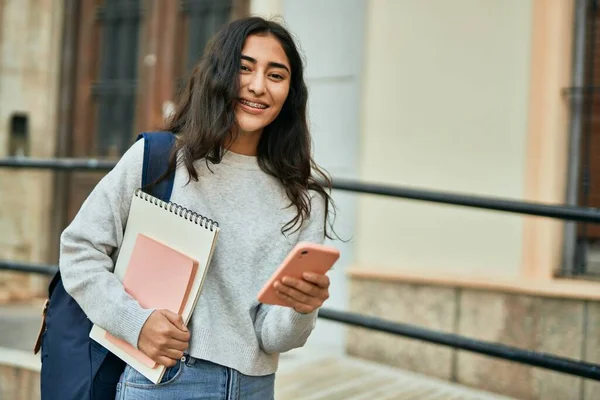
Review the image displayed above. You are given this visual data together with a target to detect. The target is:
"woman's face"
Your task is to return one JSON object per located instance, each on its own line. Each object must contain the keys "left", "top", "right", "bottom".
{"left": 234, "top": 33, "right": 291, "bottom": 136}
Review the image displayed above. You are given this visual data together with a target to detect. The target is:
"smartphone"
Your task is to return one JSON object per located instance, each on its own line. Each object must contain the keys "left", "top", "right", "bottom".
{"left": 257, "top": 242, "right": 340, "bottom": 306}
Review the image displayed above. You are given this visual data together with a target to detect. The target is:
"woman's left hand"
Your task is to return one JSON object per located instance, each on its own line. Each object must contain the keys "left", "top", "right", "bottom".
{"left": 274, "top": 272, "right": 330, "bottom": 314}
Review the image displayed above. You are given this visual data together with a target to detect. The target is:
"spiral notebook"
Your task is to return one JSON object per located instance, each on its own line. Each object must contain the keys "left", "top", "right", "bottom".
{"left": 89, "top": 189, "right": 219, "bottom": 384}
{"left": 103, "top": 233, "right": 199, "bottom": 369}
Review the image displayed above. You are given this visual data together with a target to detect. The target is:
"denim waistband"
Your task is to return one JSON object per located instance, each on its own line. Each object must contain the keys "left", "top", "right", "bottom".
{"left": 181, "top": 353, "right": 199, "bottom": 366}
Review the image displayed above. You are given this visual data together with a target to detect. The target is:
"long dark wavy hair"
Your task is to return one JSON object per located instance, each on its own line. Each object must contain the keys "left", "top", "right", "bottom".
{"left": 161, "top": 17, "right": 335, "bottom": 238}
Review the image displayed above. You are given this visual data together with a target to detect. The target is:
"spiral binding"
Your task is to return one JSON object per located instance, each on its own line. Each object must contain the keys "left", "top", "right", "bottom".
{"left": 134, "top": 189, "right": 219, "bottom": 231}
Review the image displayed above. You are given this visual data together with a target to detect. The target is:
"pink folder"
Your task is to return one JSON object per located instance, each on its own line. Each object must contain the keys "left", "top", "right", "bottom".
{"left": 105, "top": 233, "right": 199, "bottom": 368}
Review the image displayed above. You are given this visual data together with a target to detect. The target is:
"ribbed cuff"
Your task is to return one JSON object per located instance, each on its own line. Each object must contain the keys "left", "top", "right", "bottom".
{"left": 116, "top": 305, "right": 156, "bottom": 349}
{"left": 287, "top": 307, "right": 318, "bottom": 325}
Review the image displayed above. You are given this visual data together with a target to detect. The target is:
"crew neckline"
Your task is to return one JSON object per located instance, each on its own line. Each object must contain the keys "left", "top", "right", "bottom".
{"left": 220, "top": 148, "right": 261, "bottom": 170}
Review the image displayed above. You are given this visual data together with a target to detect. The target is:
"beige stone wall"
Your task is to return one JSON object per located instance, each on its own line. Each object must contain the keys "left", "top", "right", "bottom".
{"left": 0, "top": 363, "right": 39, "bottom": 400}
{"left": 356, "top": 0, "right": 534, "bottom": 279}
{"left": 348, "top": 277, "right": 600, "bottom": 400}
{"left": 585, "top": 302, "right": 600, "bottom": 399}
{"left": 0, "top": 0, "right": 64, "bottom": 301}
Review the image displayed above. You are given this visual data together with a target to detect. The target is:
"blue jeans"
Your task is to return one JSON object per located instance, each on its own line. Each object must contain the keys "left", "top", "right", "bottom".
{"left": 115, "top": 355, "right": 275, "bottom": 400}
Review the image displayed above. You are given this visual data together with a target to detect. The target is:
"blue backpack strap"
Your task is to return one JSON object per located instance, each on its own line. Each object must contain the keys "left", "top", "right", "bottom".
{"left": 136, "top": 131, "right": 176, "bottom": 201}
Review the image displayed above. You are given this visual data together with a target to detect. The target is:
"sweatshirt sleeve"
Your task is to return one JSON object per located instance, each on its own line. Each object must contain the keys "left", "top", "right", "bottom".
{"left": 254, "top": 192, "right": 327, "bottom": 354}
{"left": 59, "top": 139, "right": 154, "bottom": 348}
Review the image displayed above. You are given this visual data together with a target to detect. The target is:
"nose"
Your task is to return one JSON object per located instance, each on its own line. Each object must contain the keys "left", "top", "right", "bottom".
{"left": 248, "top": 73, "right": 266, "bottom": 96}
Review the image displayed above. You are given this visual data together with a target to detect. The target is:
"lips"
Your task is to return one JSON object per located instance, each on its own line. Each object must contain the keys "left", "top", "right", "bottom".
{"left": 238, "top": 99, "right": 269, "bottom": 109}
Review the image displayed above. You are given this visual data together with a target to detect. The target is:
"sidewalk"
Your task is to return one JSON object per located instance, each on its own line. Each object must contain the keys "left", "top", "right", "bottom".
{"left": 276, "top": 345, "right": 515, "bottom": 400}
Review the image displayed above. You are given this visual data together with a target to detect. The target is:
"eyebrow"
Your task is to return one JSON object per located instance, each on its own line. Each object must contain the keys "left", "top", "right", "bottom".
{"left": 241, "top": 54, "right": 290, "bottom": 74}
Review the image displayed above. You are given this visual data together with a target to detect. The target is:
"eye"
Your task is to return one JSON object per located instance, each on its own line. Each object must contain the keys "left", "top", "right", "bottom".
{"left": 270, "top": 73, "right": 284, "bottom": 80}
{"left": 240, "top": 65, "right": 251, "bottom": 72}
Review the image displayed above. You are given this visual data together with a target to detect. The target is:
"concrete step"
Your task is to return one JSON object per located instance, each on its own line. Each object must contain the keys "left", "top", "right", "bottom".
{"left": 0, "top": 301, "right": 44, "bottom": 352}
{"left": 0, "top": 347, "right": 41, "bottom": 400}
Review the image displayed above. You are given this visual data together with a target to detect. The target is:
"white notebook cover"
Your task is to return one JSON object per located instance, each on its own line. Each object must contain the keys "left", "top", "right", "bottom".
{"left": 89, "top": 189, "right": 219, "bottom": 384}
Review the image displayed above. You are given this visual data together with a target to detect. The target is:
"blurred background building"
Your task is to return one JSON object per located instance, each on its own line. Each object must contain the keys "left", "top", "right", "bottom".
{"left": 1, "top": 0, "right": 600, "bottom": 399}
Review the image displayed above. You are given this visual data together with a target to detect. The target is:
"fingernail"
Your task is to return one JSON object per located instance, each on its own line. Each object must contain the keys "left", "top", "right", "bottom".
{"left": 303, "top": 272, "right": 313, "bottom": 279}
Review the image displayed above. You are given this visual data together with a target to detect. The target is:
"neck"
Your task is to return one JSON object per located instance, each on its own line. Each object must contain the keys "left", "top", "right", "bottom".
{"left": 226, "top": 127, "right": 262, "bottom": 156}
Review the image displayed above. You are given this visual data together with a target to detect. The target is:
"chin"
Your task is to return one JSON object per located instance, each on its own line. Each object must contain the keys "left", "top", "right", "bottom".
{"left": 236, "top": 115, "right": 271, "bottom": 135}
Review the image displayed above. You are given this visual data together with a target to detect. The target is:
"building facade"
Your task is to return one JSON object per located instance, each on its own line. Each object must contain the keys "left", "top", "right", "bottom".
{"left": 213, "top": 1, "right": 600, "bottom": 398}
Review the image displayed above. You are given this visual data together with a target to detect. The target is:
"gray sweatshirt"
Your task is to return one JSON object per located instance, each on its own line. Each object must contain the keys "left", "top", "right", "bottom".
{"left": 59, "top": 138, "right": 324, "bottom": 376}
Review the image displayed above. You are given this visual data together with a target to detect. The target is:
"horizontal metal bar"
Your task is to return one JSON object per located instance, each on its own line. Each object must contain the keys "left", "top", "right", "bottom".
{"left": 1, "top": 157, "right": 600, "bottom": 223}
{"left": 0, "top": 158, "right": 116, "bottom": 171}
{"left": 331, "top": 178, "right": 600, "bottom": 224}
{"left": 318, "top": 308, "right": 600, "bottom": 381}
{"left": 0, "top": 261, "right": 57, "bottom": 276}
{"left": 563, "top": 85, "right": 600, "bottom": 93}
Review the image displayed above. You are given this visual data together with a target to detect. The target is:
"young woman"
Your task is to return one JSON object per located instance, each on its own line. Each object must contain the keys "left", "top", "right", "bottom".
{"left": 59, "top": 16, "right": 335, "bottom": 399}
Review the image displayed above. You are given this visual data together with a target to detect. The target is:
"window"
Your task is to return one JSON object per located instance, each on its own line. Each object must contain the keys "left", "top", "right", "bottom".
{"left": 180, "top": 0, "right": 234, "bottom": 75}
{"left": 93, "top": 0, "right": 141, "bottom": 157}
{"left": 62, "top": 0, "right": 249, "bottom": 223}
{"left": 565, "top": 0, "right": 600, "bottom": 279}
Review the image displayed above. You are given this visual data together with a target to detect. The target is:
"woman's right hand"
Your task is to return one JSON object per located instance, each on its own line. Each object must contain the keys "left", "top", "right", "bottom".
{"left": 138, "top": 309, "right": 190, "bottom": 367}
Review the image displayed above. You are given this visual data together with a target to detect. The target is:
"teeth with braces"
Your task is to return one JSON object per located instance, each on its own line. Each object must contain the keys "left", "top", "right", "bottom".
{"left": 239, "top": 99, "right": 267, "bottom": 109}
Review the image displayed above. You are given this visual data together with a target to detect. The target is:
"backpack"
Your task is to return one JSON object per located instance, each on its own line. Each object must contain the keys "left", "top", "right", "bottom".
{"left": 36, "top": 131, "right": 176, "bottom": 400}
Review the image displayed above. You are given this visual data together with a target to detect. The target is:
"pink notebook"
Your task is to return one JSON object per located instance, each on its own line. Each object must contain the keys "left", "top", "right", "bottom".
{"left": 105, "top": 233, "right": 199, "bottom": 368}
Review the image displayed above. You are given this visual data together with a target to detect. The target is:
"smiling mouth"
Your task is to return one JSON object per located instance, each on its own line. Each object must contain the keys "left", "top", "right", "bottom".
{"left": 238, "top": 99, "right": 269, "bottom": 109}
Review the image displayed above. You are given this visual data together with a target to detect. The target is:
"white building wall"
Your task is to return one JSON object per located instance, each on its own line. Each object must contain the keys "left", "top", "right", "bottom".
{"left": 356, "top": 0, "right": 534, "bottom": 279}
{"left": 281, "top": 0, "right": 366, "bottom": 353}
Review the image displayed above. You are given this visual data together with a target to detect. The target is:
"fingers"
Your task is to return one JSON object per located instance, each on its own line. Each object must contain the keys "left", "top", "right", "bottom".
{"left": 301, "top": 272, "right": 330, "bottom": 288}
{"left": 169, "top": 327, "right": 191, "bottom": 343}
{"left": 156, "top": 355, "right": 179, "bottom": 368}
{"left": 273, "top": 274, "right": 331, "bottom": 314}
{"left": 280, "top": 277, "right": 320, "bottom": 297}
{"left": 158, "top": 310, "right": 190, "bottom": 342}
{"left": 275, "top": 280, "right": 314, "bottom": 304}
{"left": 153, "top": 311, "right": 189, "bottom": 352}
{"left": 278, "top": 276, "right": 329, "bottom": 301}
{"left": 161, "top": 310, "right": 188, "bottom": 332}
{"left": 138, "top": 311, "right": 190, "bottom": 368}
{"left": 165, "top": 337, "right": 189, "bottom": 352}
{"left": 151, "top": 336, "right": 187, "bottom": 365}
{"left": 161, "top": 347, "right": 185, "bottom": 361}
{"left": 275, "top": 291, "right": 315, "bottom": 314}
{"left": 144, "top": 343, "right": 182, "bottom": 367}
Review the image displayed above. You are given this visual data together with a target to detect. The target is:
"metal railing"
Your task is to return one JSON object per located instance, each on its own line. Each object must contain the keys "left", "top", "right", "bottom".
{"left": 1, "top": 156, "right": 600, "bottom": 381}
{"left": 319, "top": 309, "right": 600, "bottom": 380}
{"left": 2, "top": 156, "right": 600, "bottom": 223}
